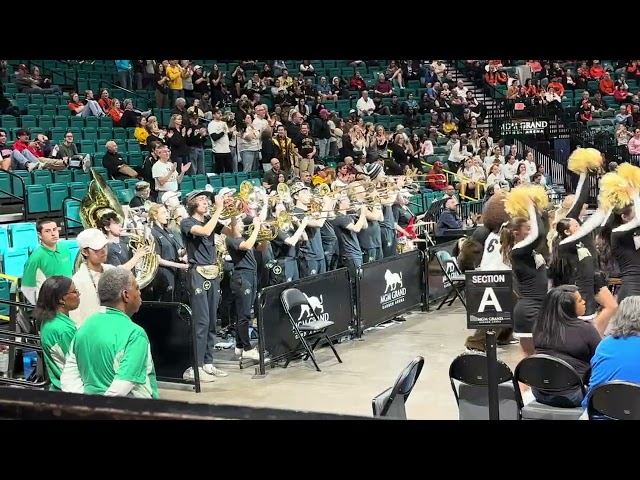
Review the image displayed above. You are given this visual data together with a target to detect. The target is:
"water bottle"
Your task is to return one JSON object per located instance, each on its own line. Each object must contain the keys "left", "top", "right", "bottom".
{"left": 22, "top": 350, "right": 37, "bottom": 380}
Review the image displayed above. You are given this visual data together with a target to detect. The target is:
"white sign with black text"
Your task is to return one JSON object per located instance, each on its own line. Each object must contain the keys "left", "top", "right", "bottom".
{"left": 465, "top": 271, "right": 514, "bottom": 329}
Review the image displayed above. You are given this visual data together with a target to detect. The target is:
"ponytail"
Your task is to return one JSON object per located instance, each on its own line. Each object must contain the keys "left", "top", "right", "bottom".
{"left": 500, "top": 217, "right": 529, "bottom": 266}
{"left": 548, "top": 228, "right": 572, "bottom": 287}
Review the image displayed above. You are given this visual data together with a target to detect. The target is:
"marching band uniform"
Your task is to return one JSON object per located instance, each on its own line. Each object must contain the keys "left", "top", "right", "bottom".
{"left": 291, "top": 183, "right": 329, "bottom": 277}
{"left": 180, "top": 190, "right": 227, "bottom": 382}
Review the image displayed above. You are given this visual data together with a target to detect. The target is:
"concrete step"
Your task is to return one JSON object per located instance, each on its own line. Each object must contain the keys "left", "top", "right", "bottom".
{"left": 0, "top": 213, "right": 24, "bottom": 224}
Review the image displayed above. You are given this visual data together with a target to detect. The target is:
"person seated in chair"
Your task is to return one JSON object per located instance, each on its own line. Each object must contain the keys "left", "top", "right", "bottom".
{"left": 435, "top": 197, "right": 462, "bottom": 237}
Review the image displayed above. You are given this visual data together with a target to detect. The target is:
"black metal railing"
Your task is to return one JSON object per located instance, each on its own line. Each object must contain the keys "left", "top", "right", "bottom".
{"left": 0, "top": 171, "right": 27, "bottom": 222}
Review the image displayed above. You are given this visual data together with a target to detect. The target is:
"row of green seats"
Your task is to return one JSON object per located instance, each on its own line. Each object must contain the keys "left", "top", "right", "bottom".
{"left": 0, "top": 113, "right": 113, "bottom": 130}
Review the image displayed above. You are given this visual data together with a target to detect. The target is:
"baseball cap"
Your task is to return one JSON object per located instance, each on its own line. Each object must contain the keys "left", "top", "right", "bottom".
{"left": 161, "top": 191, "right": 181, "bottom": 204}
{"left": 77, "top": 228, "right": 108, "bottom": 250}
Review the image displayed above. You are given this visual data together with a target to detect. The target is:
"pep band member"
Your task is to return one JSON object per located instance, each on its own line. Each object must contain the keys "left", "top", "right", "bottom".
{"left": 180, "top": 190, "right": 228, "bottom": 382}
{"left": 291, "top": 182, "right": 331, "bottom": 276}
{"left": 34, "top": 276, "right": 80, "bottom": 391}
{"left": 271, "top": 198, "right": 308, "bottom": 282}
{"left": 148, "top": 203, "right": 189, "bottom": 302}
{"left": 226, "top": 215, "right": 268, "bottom": 361}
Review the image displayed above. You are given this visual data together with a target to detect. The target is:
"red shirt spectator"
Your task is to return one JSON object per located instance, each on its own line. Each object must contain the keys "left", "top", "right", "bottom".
{"left": 426, "top": 161, "right": 449, "bottom": 191}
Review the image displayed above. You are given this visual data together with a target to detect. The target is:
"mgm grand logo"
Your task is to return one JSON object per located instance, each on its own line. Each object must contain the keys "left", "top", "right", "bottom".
{"left": 293, "top": 294, "right": 329, "bottom": 338}
{"left": 380, "top": 269, "right": 406, "bottom": 310}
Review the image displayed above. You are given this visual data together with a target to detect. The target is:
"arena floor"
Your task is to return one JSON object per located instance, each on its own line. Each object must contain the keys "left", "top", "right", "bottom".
{"left": 158, "top": 301, "right": 524, "bottom": 420}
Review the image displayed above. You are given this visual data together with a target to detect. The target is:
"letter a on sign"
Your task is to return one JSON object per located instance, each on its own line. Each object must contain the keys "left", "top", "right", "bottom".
{"left": 478, "top": 287, "right": 502, "bottom": 312}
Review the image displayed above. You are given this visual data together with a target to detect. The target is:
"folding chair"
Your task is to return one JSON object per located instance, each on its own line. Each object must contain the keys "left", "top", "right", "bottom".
{"left": 449, "top": 352, "right": 522, "bottom": 420}
{"left": 514, "top": 354, "right": 586, "bottom": 420}
{"left": 280, "top": 288, "right": 343, "bottom": 372}
{"left": 435, "top": 250, "right": 466, "bottom": 310}
{"left": 587, "top": 381, "right": 640, "bottom": 420}
{"left": 372, "top": 356, "right": 424, "bottom": 419}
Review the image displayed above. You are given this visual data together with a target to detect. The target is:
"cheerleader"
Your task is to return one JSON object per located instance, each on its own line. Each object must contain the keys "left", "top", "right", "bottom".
{"left": 551, "top": 148, "right": 616, "bottom": 336}
{"left": 501, "top": 186, "right": 550, "bottom": 357}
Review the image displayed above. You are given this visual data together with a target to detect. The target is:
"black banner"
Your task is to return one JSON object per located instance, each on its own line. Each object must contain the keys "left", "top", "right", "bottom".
{"left": 358, "top": 251, "right": 424, "bottom": 333}
{"left": 465, "top": 271, "right": 515, "bottom": 329}
{"left": 257, "top": 268, "right": 354, "bottom": 361}
{"left": 426, "top": 240, "right": 458, "bottom": 304}
{"left": 132, "top": 302, "right": 195, "bottom": 382}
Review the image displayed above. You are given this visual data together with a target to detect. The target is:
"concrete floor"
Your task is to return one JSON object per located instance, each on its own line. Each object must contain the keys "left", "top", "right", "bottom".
{"left": 159, "top": 302, "right": 523, "bottom": 420}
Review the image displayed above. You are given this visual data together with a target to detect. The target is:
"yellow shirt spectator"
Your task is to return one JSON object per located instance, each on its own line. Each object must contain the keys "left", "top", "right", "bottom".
{"left": 166, "top": 64, "right": 184, "bottom": 90}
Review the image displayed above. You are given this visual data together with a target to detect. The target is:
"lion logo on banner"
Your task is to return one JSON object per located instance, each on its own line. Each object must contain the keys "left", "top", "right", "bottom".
{"left": 298, "top": 294, "right": 325, "bottom": 321}
{"left": 384, "top": 269, "right": 403, "bottom": 293}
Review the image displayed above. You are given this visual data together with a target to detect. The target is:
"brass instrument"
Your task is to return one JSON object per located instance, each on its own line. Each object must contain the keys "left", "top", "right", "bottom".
{"left": 217, "top": 194, "right": 245, "bottom": 219}
{"left": 75, "top": 168, "right": 159, "bottom": 290}
{"left": 214, "top": 233, "right": 227, "bottom": 281}
{"left": 243, "top": 211, "right": 292, "bottom": 241}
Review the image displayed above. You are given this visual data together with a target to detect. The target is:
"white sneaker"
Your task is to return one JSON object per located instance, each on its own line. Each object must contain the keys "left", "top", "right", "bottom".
{"left": 203, "top": 364, "right": 228, "bottom": 377}
{"left": 234, "top": 347, "right": 243, "bottom": 357}
{"left": 182, "top": 366, "right": 215, "bottom": 383}
{"left": 26, "top": 162, "right": 39, "bottom": 172}
{"left": 242, "top": 348, "right": 264, "bottom": 362}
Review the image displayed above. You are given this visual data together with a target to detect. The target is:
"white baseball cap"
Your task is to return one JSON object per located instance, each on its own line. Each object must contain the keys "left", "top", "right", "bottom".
{"left": 161, "top": 191, "right": 181, "bottom": 204}
{"left": 217, "top": 187, "right": 236, "bottom": 197}
{"left": 76, "top": 228, "right": 108, "bottom": 250}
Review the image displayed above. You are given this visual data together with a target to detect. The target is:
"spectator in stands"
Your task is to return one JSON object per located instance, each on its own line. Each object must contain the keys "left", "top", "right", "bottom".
{"left": 68, "top": 91, "right": 105, "bottom": 118}
{"left": 152, "top": 143, "right": 190, "bottom": 196}
{"left": 532, "top": 285, "right": 600, "bottom": 408}
{"left": 355, "top": 90, "right": 375, "bottom": 118}
{"left": 591, "top": 91, "right": 609, "bottom": 112}
{"left": 614, "top": 84, "right": 631, "bottom": 104}
{"left": 627, "top": 128, "right": 640, "bottom": 156}
{"left": 154, "top": 63, "right": 170, "bottom": 109}
{"left": 11, "top": 129, "right": 64, "bottom": 171}
{"left": 516, "top": 163, "right": 531, "bottom": 184}
{"left": 51, "top": 131, "right": 90, "bottom": 170}
{"left": 107, "top": 98, "right": 124, "bottom": 125}
{"left": 582, "top": 296, "right": 640, "bottom": 410}
{"left": 579, "top": 103, "right": 593, "bottom": 123}
{"left": 599, "top": 72, "right": 615, "bottom": 96}
{"left": 34, "top": 275, "right": 80, "bottom": 392}
{"left": 102, "top": 140, "right": 139, "bottom": 180}
{"left": 118, "top": 99, "right": 152, "bottom": 129}
{"left": 590, "top": 60, "right": 606, "bottom": 80}
{"left": 129, "top": 181, "right": 151, "bottom": 208}
{"left": 166, "top": 60, "right": 186, "bottom": 105}
{"left": 115, "top": 60, "right": 133, "bottom": 90}
{"left": 97, "top": 89, "right": 112, "bottom": 114}
{"left": 615, "top": 105, "right": 633, "bottom": 127}
{"left": 435, "top": 197, "right": 462, "bottom": 237}
{"left": 14, "top": 64, "right": 61, "bottom": 94}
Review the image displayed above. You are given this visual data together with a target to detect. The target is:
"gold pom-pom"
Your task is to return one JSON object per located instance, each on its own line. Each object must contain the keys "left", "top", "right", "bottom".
{"left": 568, "top": 147, "right": 603, "bottom": 174}
{"left": 503, "top": 185, "right": 549, "bottom": 218}
{"left": 600, "top": 172, "right": 632, "bottom": 212}
{"left": 617, "top": 163, "right": 640, "bottom": 190}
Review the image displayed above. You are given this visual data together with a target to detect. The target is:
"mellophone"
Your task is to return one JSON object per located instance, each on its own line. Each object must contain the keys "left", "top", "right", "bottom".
{"left": 74, "top": 167, "right": 433, "bottom": 290}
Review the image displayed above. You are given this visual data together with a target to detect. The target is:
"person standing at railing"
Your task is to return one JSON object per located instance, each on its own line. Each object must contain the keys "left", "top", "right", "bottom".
{"left": 627, "top": 128, "right": 640, "bottom": 156}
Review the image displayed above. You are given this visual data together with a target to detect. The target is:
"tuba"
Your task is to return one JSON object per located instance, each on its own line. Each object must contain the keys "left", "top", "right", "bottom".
{"left": 74, "top": 168, "right": 159, "bottom": 290}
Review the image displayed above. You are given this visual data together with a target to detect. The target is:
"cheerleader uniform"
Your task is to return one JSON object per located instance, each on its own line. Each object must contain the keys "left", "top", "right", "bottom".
{"left": 557, "top": 172, "right": 605, "bottom": 317}
{"left": 610, "top": 193, "right": 640, "bottom": 302}
{"left": 512, "top": 205, "right": 548, "bottom": 337}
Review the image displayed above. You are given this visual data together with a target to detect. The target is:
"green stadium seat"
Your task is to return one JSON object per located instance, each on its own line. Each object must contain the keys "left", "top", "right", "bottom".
{"left": 107, "top": 180, "right": 125, "bottom": 191}
{"left": 26, "top": 104, "right": 41, "bottom": 116}
{"left": 84, "top": 116, "right": 99, "bottom": 129}
{"left": 0, "top": 172, "right": 11, "bottom": 200}
{"left": 69, "top": 182, "right": 88, "bottom": 200}
{"left": 127, "top": 152, "right": 142, "bottom": 167}
{"left": 82, "top": 127, "right": 97, "bottom": 141}
{"left": 57, "top": 239, "right": 79, "bottom": 264}
{"left": 53, "top": 115, "right": 69, "bottom": 128}
{"left": 112, "top": 127, "right": 127, "bottom": 140}
{"left": 69, "top": 116, "right": 84, "bottom": 128}
{"left": 64, "top": 199, "right": 83, "bottom": 230}
{"left": 126, "top": 139, "right": 141, "bottom": 152}
{"left": 93, "top": 152, "right": 105, "bottom": 166}
{"left": 221, "top": 173, "right": 236, "bottom": 187}
{"left": 53, "top": 170, "right": 73, "bottom": 184}
{"left": 179, "top": 176, "right": 195, "bottom": 194}
{"left": 56, "top": 105, "right": 71, "bottom": 117}
{"left": 97, "top": 127, "right": 112, "bottom": 139}
{"left": 47, "top": 183, "right": 68, "bottom": 212}
{"left": 0, "top": 115, "right": 18, "bottom": 130}
{"left": 14, "top": 94, "right": 29, "bottom": 111}
{"left": 21, "top": 115, "right": 37, "bottom": 129}
{"left": 0, "top": 226, "right": 7, "bottom": 252}
{"left": 72, "top": 170, "right": 90, "bottom": 184}
{"left": 235, "top": 172, "right": 249, "bottom": 184}
{"left": 33, "top": 169, "right": 52, "bottom": 186}
{"left": 38, "top": 115, "right": 53, "bottom": 131}
{"left": 193, "top": 174, "right": 208, "bottom": 190}
{"left": 114, "top": 139, "right": 126, "bottom": 152}
{"left": 115, "top": 188, "right": 133, "bottom": 204}
{"left": 44, "top": 94, "right": 60, "bottom": 105}
{"left": 80, "top": 139, "right": 97, "bottom": 154}
{"left": 124, "top": 179, "right": 139, "bottom": 190}
{"left": 99, "top": 117, "right": 113, "bottom": 128}
{"left": 25, "top": 184, "right": 49, "bottom": 215}
{"left": 208, "top": 175, "right": 223, "bottom": 189}
{"left": 3, "top": 247, "right": 29, "bottom": 279}
{"left": 8, "top": 222, "right": 38, "bottom": 252}
{"left": 29, "top": 94, "right": 44, "bottom": 106}
{"left": 11, "top": 170, "right": 31, "bottom": 199}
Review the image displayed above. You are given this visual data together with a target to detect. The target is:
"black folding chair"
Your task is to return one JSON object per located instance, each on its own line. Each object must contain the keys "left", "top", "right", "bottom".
{"left": 449, "top": 352, "right": 522, "bottom": 420}
{"left": 372, "top": 356, "right": 424, "bottom": 419}
{"left": 514, "top": 354, "right": 585, "bottom": 420}
{"left": 435, "top": 250, "right": 466, "bottom": 310}
{"left": 280, "top": 288, "right": 343, "bottom": 372}
{"left": 587, "top": 381, "right": 640, "bottom": 420}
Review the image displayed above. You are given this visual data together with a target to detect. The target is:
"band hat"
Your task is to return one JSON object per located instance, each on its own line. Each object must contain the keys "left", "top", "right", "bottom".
{"left": 290, "top": 182, "right": 310, "bottom": 197}
{"left": 161, "top": 191, "right": 181, "bottom": 204}
{"left": 77, "top": 228, "right": 109, "bottom": 250}
{"left": 364, "top": 162, "right": 382, "bottom": 180}
{"left": 185, "top": 189, "right": 213, "bottom": 204}
{"left": 217, "top": 187, "right": 236, "bottom": 197}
